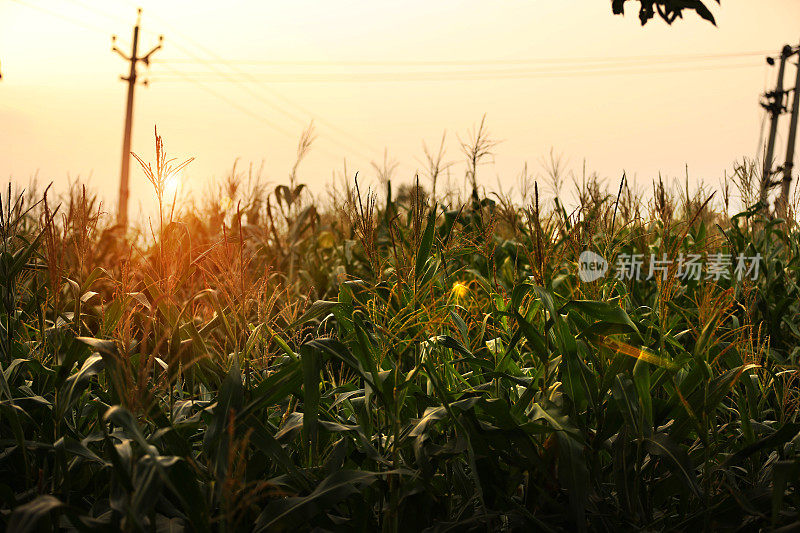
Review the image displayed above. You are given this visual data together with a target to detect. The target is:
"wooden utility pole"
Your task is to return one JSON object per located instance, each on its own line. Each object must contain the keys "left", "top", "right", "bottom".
{"left": 778, "top": 41, "right": 800, "bottom": 218}
{"left": 113, "top": 9, "right": 162, "bottom": 228}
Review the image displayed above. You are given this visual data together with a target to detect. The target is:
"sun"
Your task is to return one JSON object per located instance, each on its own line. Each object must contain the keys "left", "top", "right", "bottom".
{"left": 164, "top": 172, "right": 182, "bottom": 198}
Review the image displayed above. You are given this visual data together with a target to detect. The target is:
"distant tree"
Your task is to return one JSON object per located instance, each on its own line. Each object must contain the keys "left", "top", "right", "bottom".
{"left": 612, "top": 0, "right": 720, "bottom": 26}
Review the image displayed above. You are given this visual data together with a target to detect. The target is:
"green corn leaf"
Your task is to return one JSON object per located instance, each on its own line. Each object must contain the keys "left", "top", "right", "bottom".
{"left": 644, "top": 433, "right": 702, "bottom": 499}
{"left": 254, "top": 470, "right": 388, "bottom": 532}
{"left": 415, "top": 207, "right": 437, "bottom": 282}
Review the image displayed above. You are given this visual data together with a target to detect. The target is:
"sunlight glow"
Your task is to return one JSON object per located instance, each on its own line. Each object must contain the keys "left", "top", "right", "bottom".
{"left": 164, "top": 172, "right": 182, "bottom": 198}
{"left": 451, "top": 281, "right": 470, "bottom": 301}
{"left": 595, "top": 335, "right": 677, "bottom": 370}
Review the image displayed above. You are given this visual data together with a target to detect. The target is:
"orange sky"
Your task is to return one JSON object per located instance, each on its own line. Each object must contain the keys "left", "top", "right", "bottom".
{"left": 1, "top": 0, "right": 799, "bottom": 215}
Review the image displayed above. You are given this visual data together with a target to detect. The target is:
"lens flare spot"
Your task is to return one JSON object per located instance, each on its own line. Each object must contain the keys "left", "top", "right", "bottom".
{"left": 451, "top": 281, "right": 470, "bottom": 301}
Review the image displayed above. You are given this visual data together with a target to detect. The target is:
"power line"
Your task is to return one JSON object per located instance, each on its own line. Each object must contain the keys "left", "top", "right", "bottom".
{"left": 152, "top": 39, "right": 378, "bottom": 162}
{"left": 156, "top": 63, "right": 351, "bottom": 161}
{"left": 49, "top": 0, "right": 377, "bottom": 163}
{"left": 158, "top": 65, "right": 294, "bottom": 137}
{"left": 152, "top": 50, "right": 774, "bottom": 68}
{"left": 150, "top": 58, "right": 762, "bottom": 75}
{"left": 8, "top": 0, "right": 110, "bottom": 35}
{"left": 114, "top": 1, "right": 382, "bottom": 161}
{"left": 149, "top": 62, "right": 764, "bottom": 84}
{"left": 61, "top": 0, "right": 128, "bottom": 25}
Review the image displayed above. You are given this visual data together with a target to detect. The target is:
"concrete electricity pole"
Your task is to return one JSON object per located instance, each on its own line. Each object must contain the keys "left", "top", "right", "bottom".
{"left": 778, "top": 41, "right": 800, "bottom": 218}
{"left": 760, "top": 45, "right": 792, "bottom": 207}
{"left": 113, "top": 9, "right": 162, "bottom": 228}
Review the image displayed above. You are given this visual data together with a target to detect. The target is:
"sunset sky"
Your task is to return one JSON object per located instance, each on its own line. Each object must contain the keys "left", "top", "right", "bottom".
{"left": 2, "top": 0, "right": 800, "bottom": 215}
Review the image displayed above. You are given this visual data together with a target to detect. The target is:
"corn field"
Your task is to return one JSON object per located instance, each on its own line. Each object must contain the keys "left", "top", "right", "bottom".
{"left": 1, "top": 131, "right": 800, "bottom": 532}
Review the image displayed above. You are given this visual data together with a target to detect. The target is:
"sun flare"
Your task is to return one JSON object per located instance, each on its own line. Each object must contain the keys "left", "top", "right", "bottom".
{"left": 164, "top": 172, "right": 182, "bottom": 198}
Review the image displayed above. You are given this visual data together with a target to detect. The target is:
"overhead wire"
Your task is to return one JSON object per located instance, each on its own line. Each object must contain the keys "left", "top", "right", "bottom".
{"left": 148, "top": 61, "right": 765, "bottom": 83}
{"left": 60, "top": 0, "right": 127, "bottom": 26}
{"left": 8, "top": 0, "right": 111, "bottom": 35}
{"left": 150, "top": 38, "right": 377, "bottom": 162}
{"left": 152, "top": 49, "right": 774, "bottom": 67}
{"left": 157, "top": 64, "right": 301, "bottom": 140}
{"left": 10, "top": 1, "right": 779, "bottom": 168}
{"left": 155, "top": 63, "right": 354, "bottom": 161}
{"left": 114, "top": 0, "right": 382, "bottom": 162}
{"left": 56, "top": 0, "right": 376, "bottom": 161}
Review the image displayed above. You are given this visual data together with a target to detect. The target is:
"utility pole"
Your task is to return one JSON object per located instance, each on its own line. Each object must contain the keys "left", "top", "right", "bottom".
{"left": 760, "top": 45, "right": 792, "bottom": 207}
{"left": 112, "top": 9, "right": 162, "bottom": 228}
{"left": 778, "top": 41, "right": 800, "bottom": 218}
